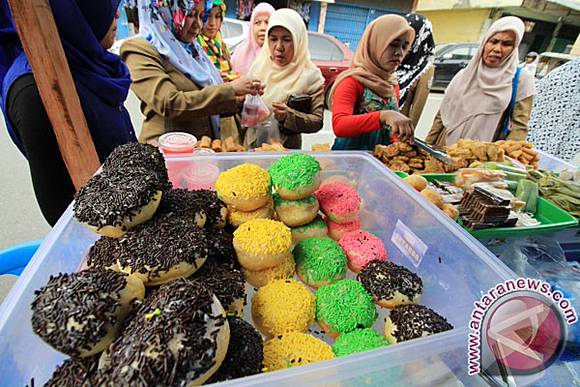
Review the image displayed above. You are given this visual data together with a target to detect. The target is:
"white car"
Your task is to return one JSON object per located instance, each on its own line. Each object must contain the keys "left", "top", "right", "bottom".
{"left": 110, "top": 18, "right": 249, "bottom": 55}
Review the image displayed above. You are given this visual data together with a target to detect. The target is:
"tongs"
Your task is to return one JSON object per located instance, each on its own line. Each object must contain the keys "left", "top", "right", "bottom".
{"left": 414, "top": 138, "right": 454, "bottom": 165}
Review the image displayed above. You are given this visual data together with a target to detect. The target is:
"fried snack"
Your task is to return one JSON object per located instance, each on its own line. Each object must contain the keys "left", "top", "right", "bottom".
{"left": 311, "top": 143, "right": 331, "bottom": 152}
{"left": 224, "top": 136, "right": 237, "bottom": 152}
{"left": 255, "top": 142, "right": 288, "bottom": 152}
{"left": 200, "top": 136, "right": 212, "bottom": 148}
{"left": 388, "top": 160, "right": 411, "bottom": 173}
{"left": 393, "top": 156, "right": 410, "bottom": 162}
{"left": 212, "top": 139, "right": 223, "bottom": 152}
{"left": 496, "top": 140, "right": 538, "bottom": 167}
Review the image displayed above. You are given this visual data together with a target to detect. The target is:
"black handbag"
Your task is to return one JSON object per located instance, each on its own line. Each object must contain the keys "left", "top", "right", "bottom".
{"left": 287, "top": 94, "right": 312, "bottom": 114}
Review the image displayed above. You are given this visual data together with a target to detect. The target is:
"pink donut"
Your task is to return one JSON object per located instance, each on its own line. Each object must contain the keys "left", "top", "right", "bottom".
{"left": 327, "top": 218, "right": 361, "bottom": 240}
{"left": 315, "top": 182, "right": 361, "bottom": 224}
{"left": 338, "top": 230, "right": 388, "bottom": 273}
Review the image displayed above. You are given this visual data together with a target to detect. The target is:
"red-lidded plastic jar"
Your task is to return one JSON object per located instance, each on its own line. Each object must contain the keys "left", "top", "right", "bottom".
{"left": 158, "top": 132, "right": 198, "bottom": 155}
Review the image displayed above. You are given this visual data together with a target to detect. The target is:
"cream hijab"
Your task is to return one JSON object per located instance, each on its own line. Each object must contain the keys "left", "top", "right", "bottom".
{"left": 248, "top": 8, "right": 324, "bottom": 108}
{"left": 330, "top": 14, "right": 415, "bottom": 103}
{"left": 441, "top": 16, "right": 536, "bottom": 145}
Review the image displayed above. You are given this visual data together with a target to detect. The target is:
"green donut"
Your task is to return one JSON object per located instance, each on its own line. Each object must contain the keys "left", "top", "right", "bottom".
{"left": 292, "top": 216, "right": 327, "bottom": 233}
{"left": 273, "top": 193, "right": 317, "bottom": 208}
{"left": 294, "top": 237, "right": 346, "bottom": 286}
{"left": 316, "top": 279, "right": 377, "bottom": 335}
{"left": 269, "top": 154, "right": 320, "bottom": 192}
{"left": 332, "top": 328, "right": 389, "bottom": 357}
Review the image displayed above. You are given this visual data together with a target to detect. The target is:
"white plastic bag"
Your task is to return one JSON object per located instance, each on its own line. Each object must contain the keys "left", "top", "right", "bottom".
{"left": 240, "top": 94, "right": 270, "bottom": 127}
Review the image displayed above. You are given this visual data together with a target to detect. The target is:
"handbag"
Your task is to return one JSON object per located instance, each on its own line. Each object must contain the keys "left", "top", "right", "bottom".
{"left": 287, "top": 94, "right": 312, "bottom": 114}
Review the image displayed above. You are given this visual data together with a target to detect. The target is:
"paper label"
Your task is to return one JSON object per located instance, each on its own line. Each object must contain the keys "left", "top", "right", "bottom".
{"left": 391, "top": 220, "right": 428, "bottom": 268}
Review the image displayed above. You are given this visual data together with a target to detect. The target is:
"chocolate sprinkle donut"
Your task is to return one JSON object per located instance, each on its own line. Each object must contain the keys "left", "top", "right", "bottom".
{"left": 389, "top": 304, "right": 453, "bottom": 342}
{"left": 191, "top": 261, "right": 245, "bottom": 312}
{"left": 97, "top": 279, "right": 227, "bottom": 386}
{"left": 30, "top": 268, "right": 129, "bottom": 357}
{"left": 358, "top": 260, "right": 423, "bottom": 302}
{"left": 157, "top": 189, "right": 227, "bottom": 228}
{"left": 45, "top": 356, "right": 99, "bottom": 387}
{"left": 206, "top": 228, "right": 238, "bottom": 268}
{"left": 207, "top": 316, "right": 263, "bottom": 383}
{"left": 117, "top": 215, "right": 209, "bottom": 281}
{"left": 73, "top": 167, "right": 165, "bottom": 230}
{"left": 102, "top": 142, "right": 171, "bottom": 191}
{"left": 87, "top": 237, "right": 121, "bottom": 269}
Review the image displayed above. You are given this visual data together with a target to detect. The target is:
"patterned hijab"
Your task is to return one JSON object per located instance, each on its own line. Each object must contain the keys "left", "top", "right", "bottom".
{"left": 396, "top": 13, "right": 435, "bottom": 108}
{"left": 197, "top": 1, "right": 236, "bottom": 78}
{"left": 330, "top": 14, "right": 415, "bottom": 103}
{"left": 138, "top": 0, "right": 222, "bottom": 87}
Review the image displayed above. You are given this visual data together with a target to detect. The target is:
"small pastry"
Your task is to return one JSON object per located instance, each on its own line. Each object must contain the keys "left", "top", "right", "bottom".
{"left": 228, "top": 199, "right": 274, "bottom": 228}
{"left": 45, "top": 356, "right": 99, "bottom": 387}
{"left": 273, "top": 193, "right": 320, "bottom": 227}
{"left": 191, "top": 261, "right": 246, "bottom": 316}
{"left": 263, "top": 332, "right": 335, "bottom": 372}
{"left": 293, "top": 237, "right": 347, "bottom": 288}
{"left": 215, "top": 163, "right": 271, "bottom": 211}
{"left": 315, "top": 279, "right": 377, "bottom": 339}
{"left": 233, "top": 219, "right": 291, "bottom": 271}
{"left": 332, "top": 328, "right": 389, "bottom": 357}
{"left": 384, "top": 304, "right": 453, "bottom": 344}
{"left": 326, "top": 217, "right": 361, "bottom": 240}
{"left": 315, "top": 182, "right": 361, "bottom": 224}
{"left": 242, "top": 251, "right": 295, "bottom": 288}
{"left": 252, "top": 279, "right": 315, "bottom": 337}
{"left": 31, "top": 268, "right": 145, "bottom": 358}
{"left": 291, "top": 215, "right": 329, "bottom": 244}
{"left": 157, "top": 189, "right": 228, "bottom": 229}
{"left": 338, "top": 230, "right": 388, "bottom": 273}
{"left": 358, "top": 260, "right": 423, "bottom": 308}
{"left": 86, "top": 236, "right": 121, "bottom": 271}
{"left": 97, "top": 279, "right": 229, "bottom": 386}
{"left": 207, "top": 316, "right": 264, "bottom": 383}
{"left": 269, "top": 153, "right": 321, "bottom": 200}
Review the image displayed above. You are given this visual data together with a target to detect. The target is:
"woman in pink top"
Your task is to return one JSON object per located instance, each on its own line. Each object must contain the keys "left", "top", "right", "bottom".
{"left": 231, "top": 3, "right": 275, "bottom": 76}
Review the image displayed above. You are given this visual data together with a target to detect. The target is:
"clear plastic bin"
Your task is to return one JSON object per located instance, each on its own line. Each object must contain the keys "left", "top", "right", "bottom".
{"left": 537, "top": 149, "right": 578, "bottom": 172}
{"left": 0, "top": 152, "right": 547, "bottom": 386}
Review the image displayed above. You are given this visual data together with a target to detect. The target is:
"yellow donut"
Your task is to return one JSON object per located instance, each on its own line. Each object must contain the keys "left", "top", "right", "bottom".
{"left": 228, "top": 199, "right": 274, "bottom": 228}
{"left": 233, "top": 219, "right": 291, "bottom": 271}
{"left": 263, "top": 332, "right": 335, "bottom": 371}
{"left": 242, "top": 252, "right": 296, "bottom": 288}
{"left": 252, "top": 279, "right": 315, "bottom": 337}
{"left": 215, "top": 164, "right": 271, "bottom": 211}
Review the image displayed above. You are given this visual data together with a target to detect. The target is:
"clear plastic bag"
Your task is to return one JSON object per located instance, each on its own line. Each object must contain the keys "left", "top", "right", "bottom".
{"left": 255, "top": 116, "right": 282, "bottom": 147}
{"left": 240, "top": 94, "right": 270, "bottom": 128}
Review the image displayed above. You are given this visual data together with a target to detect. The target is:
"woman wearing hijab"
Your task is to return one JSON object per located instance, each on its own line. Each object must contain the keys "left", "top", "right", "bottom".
{"left": 426, "top": 16, "right": 535, "bottom": 147}
{"left": 527, "top": 59, "right": 580, "bottom": 162}
{"left": 397, "top": 13, "right": 435, "bottom": 128}
{"left": 121, "top": 0, "right": 261, "bottom": 145}
{"left": 247, "top": 8, "right": 325, "bottom": 149}
{"left": 231, "top": 2, "right": 275, "bottom": 76}
{"left": 1, "top": 0, "right": 137, "bottom": 226}
{"left": 330, "top": 15, "right": 415, "bottom": 151}
{"left": 197, "top": 0, "right": 238, "bottom": 81}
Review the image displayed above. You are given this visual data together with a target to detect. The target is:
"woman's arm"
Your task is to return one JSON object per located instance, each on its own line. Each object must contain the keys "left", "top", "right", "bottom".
{"left": 121, "top": 38, "right": 239, "bottom": 119}
{"left": 425, "top": 110, "right": 445, "bottom": 145}
{"left": 281, "top": 86, "right": 325, "bottom": 134}
{"left": 506, "top": 95, "right": 533, "bottom": 141}
{"left": 331, "top": 77, "right": 382, "bottom": 137}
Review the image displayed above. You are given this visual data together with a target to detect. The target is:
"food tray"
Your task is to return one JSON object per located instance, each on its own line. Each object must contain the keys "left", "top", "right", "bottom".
{"left": 421, "top": 173, "right": 578, "bottom": 239}
{"left": 0, "top": 152, "right": 521, "bottom": 386}
{"left": 536, "top": 149, "right": 578, "bottom": 173}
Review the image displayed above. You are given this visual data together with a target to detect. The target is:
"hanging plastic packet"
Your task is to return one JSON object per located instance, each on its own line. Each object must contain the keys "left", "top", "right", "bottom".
{"left": 255, "top": 116, "right": 282, "bottom": 147}
{"left": 240, "top": 94, "right": 270, "bottom": 128}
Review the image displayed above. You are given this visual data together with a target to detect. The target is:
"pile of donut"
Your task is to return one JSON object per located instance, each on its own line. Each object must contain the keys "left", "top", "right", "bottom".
{"left": 30, "top": 146, "right": 453, "bottom": 386}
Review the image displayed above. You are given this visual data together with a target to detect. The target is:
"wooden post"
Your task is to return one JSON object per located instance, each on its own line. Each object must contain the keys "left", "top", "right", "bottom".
{"left": 318, "top": 1, "right": 328, "bottom": 34}
{"left": 8, "top": 0, "right": 101, "bottom": 190}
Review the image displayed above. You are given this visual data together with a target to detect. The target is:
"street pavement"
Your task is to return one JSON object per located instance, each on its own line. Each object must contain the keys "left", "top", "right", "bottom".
{"left": 0, "top": 92, "right": 444, "bottom": 250}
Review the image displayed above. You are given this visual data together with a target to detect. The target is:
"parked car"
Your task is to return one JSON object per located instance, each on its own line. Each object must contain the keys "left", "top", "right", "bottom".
{"left": 308, "top": 32, "right": 354, "bottom": 107}
{"left": 431, "top": 43, "right": 479, "bottom": 91}
{"left": 221, "top": 18, "right": 249, "bottom": 52}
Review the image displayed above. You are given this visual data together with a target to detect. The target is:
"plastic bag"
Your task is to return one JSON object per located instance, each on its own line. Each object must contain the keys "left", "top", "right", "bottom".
{"left": 255, "top": 116, "right": 282, "bottom": 147}
{"left": 240, "top": 94, "right": 270, "bottom": 127}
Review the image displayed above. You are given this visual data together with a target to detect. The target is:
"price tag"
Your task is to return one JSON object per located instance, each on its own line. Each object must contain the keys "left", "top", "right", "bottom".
{"left": 391, "top": 220, "right": 428, "bottom": 268}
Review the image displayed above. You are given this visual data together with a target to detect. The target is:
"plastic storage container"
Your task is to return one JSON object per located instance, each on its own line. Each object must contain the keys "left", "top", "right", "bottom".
{"left": 537, "top": 149, "right": 578, "bottom": 172}
{"left": 0, "top": 152, "right": 559, "bottom": 386}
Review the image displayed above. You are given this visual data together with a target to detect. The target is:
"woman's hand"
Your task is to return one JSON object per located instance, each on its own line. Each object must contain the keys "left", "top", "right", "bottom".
{"left": 271, "top": 102, "right": 289, "bottom": 122}
{"left": 380, "top": 110, "right": 415, "bottom": 143}
{"left": 231, "top": 77, "right": 264, "bottom": 96}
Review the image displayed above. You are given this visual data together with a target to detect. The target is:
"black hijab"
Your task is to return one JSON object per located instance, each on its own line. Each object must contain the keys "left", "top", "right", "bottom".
{"left": 396, "top": 13, "right": 435, "bottom": 108}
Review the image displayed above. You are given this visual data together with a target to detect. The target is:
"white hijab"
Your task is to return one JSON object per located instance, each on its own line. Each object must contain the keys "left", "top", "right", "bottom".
{"left": 248, "top": 8, "right": 324, "bottom": 108}
{"left": 441, "top": 16, "right": 536, "bottom": 145}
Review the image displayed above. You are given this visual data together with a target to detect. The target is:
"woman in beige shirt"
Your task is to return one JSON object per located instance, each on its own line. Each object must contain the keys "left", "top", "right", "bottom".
{"left": 121, "top": 0, "right": 261, "bottom": 145}
{"left": 247, "top": 8, "right": 325, "bottom": 149}
{"left": 396, "top": 13, "right": 435, "bottom": 128}
{"left": 426, "top": 16, "right": 535, "bottom": 148}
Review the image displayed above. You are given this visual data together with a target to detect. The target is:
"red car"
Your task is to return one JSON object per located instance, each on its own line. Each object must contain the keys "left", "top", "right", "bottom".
{"left": 308, "top": 32, "right": 354, "bottom": 107}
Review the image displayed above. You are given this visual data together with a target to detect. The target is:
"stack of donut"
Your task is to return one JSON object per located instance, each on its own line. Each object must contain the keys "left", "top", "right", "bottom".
{"left": 215, "top": 163, "right": 275, "bottom": 227}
